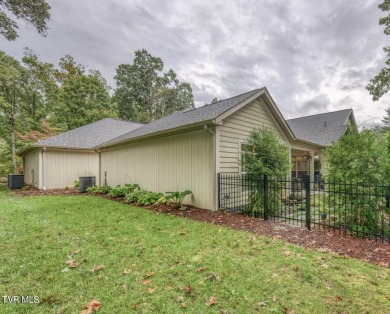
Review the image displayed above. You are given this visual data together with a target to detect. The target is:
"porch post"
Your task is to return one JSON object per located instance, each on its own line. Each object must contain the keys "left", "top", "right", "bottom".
{"left": 309, "top": 151, "right": 314, "bottom": 189}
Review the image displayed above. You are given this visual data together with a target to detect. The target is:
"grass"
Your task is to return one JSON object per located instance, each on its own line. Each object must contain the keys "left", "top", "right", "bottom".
{"left": 0, "top": 189, "right": 390, "bottom": 313}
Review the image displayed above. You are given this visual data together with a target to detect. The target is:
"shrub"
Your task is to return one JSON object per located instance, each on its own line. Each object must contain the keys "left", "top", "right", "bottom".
{"left": 125, "top": 190, "right": 165, "bottom": 206}
{"left": 74, "top": 180, "right": 80, "bottom": 188}
{"left": 86, "top": 185, "right": 112, "bottom": 194}
{"left": 165, "top": 190, "right": 192, "bottom": 210}
{"left": 108, "top": 183, "right": 139, "bottom": 197}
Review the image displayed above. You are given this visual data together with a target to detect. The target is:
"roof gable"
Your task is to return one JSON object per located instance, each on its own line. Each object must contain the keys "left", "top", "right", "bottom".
{"left": 286, "top": 109, "right": 354, "bottom": 146}
{"left": 98, "top": 88, "right": 263, "bottom": 148}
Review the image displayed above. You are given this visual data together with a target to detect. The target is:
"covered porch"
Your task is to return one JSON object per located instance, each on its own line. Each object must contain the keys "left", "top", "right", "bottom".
{"left": 290, "top": 146, "right": 323, "bottom": 186}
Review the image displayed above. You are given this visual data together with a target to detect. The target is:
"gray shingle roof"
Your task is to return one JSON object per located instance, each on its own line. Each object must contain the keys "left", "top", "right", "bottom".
{"left": 31, "top": 118, "right": 143, "bottom": 149}
{"left": 286, "top": 109, "right": 353, "bottom": 146}
{"left": 99, "top": 88, "right": 262, "bottom": 147}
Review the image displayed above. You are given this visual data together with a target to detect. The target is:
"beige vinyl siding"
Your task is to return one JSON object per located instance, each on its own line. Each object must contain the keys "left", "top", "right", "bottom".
{"left": 218, "top": 98, "right": 289, "bottom": 173}
{"left": 43, "top": 150, "right": 99, "bottom": 189}
{"left": 24, "top": 150, "right": 40, "bottom": 187}
{"left": 100, "top": 129, "right": 215, "bottom": 210}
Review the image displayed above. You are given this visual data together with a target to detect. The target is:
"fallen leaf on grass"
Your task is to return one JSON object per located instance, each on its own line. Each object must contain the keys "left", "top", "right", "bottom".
{"left": 207, "top": 272, "right": 221, "bottom": 281}
{"left": 180, "top": 302, "right": 187, "bottom": 308}
{"left": 147, "top": 288, "right": 155, "bottom": 294}
{"left": 141, "top": 279, "right": 151, "bottom": 285}
{"left": 195, "top": 267, "right": 208, "bottom": 272}
{"left": 207, "top": 296, "right": 217, "bottom": 306}
{"left": 61, "top": 267, "right": 70, "bottom": 272}
{"left": 144, "top": 272, "right": 155, "bottom": 278}
{"left": 65, "top": 260, "right": 78, "bottom": 268}
{"left": 91, "top": 265, "right": 105, "bottom": 272}
{"left": 185, "top": 284, "right": 192, "bottom": 294}
{"left": 80, "top": 299, "right": 101, "bottom": 314}
{"left": 272, "top": 295, "right": 277, "bottom": 302}
{"left": 336, "top": 296, "right": 343, "bottom": 301}
{"left": 67, "top": 249, "right": 81, "bottom": 259}
{"left": 258, "top": 301, "right": 267, "bottom": 306}
{"left": 123, "top": 268, "right": 132, "bottom": 274}
{"left": 176, "top": 296, "right": 185, "bottom": 303}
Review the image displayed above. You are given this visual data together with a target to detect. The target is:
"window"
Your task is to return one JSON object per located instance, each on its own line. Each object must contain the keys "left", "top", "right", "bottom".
{"left": 239, "top": 140, "right": 251, "bottom": 174}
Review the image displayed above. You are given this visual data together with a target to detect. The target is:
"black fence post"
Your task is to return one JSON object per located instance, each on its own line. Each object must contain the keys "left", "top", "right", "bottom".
{"left": 263, "top": 174, "right": 269, "bottom": 220}
{"left": 305, "top": 174, "right": 311, "bottom": 230}
{"left": 217, "top": 173, "right": 221, "bottom": 210}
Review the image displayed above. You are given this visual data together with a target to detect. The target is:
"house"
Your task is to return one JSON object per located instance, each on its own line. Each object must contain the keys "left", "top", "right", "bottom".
{"left": 20, "top": 87, "right": 356, "bottom": 210}
{"left": 19, "top": 118, "right": 143, "bottom": 189}
{"left": 286, "top": 109, "right": 356, "bottom": 180}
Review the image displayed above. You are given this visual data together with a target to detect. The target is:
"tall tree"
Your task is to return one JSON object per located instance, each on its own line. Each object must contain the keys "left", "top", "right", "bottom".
{"left": 381, "top": 107, "right": 390, "bottom": 132}
{"left": 114, "top": 49, "right": 194, "bottom": 123}
{"left": 0, "top": 51, "right": 27, "bottom": 173}
{"left": 52, "top": 56, "right": 115, "bottom": 130}
{"left": 367, "top": 0, "right": 390, "bottom": 101}
{"left": 21, "top": 48, "right": 56, "bottom": 130}
{"left": 0, "top": 0, "right": 51, "bottom": 40}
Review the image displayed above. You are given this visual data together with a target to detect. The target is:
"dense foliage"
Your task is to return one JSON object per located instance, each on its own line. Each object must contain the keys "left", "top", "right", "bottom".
{"left": 0, "top": 50, "right": 116, "bottom": 175}
{"left": 0, "top": 0, "right": 51, "bottom": 40}
{"left": 367, "top": 0, "right": 390, "bottom": 100}
{"left": 325, "top": 127, "right": 390, "bottom": 182}
{"left": 240, "top": 128, "right": 290, "bottom": 216}
{"left": 325, "top": 127, "right": 390, "bottom": 234}
{"left": 241, "top": 127, "right": 290, "bottom": 176}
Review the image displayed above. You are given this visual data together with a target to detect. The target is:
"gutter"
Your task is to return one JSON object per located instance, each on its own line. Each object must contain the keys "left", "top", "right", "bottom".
{"left": 97, "top": 120, "right": 221, "bottom": 150}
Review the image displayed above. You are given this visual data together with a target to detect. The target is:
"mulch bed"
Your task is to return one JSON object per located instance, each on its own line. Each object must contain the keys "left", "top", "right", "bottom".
{"left": 14, "top": 188, "right": 390, "bottom": 268}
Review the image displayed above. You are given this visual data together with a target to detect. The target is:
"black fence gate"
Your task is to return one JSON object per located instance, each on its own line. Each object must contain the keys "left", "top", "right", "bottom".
{"left": 218, "top": 173, "right": 390, "bottom": 243}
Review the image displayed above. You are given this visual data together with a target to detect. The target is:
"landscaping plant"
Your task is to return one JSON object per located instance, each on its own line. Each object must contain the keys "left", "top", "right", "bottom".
{"left": 241, "top": 128, "right": 290, "bottom": 216}
{"left": 125, "top": 189, "right": 165, "bottom": 206}
{"left": 86, "top": 185, "right": 112, "bottom": 194}
{"left": 165, "top": 190, "right": 192, "bottom": 210}
{"left": 108, "top": 183, "right": 140, "bottom": 197}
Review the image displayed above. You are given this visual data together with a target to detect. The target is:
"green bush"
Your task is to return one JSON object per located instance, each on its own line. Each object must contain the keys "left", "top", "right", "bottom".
{"left": 74, "top": 180, "right": 80, "bottom": 188}
{"left": 108, "top": 184, "right": 139, "bottom": 197}
{"left": 86, "top": 185, "right": 112, "bottom": 194}
{"left": 165, "top": 190, "right": 192, "bottom": 210}
{"left": 125, "top": 190, "right": 165, "bottom": 206}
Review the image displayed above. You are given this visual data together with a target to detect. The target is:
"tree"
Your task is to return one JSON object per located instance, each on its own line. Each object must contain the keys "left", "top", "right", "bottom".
{"left": 0, "top": 51, "right": 27, "bottom": 173}
{"left": 241, "top": 127, "right": 290, "bottom": 177}
{"left": 114, "top": 49, "right": 194, "bottom": 123}
{"left": 325, "top": 127, "right": 390, "bottom": 182}
{"left": 0, "top": 0, "right": 51, "bottom": 40}
{"left": 381, "top": 107, "right": 390, "bottom": 132}
{"left": 21, "top": 48, "right": 57, "bottom": 130}
{"left": 367, "top": 0, "right": 390, "bottom": 100}
{"left": 51, "top": 56, "right": 116, "bottom": 130}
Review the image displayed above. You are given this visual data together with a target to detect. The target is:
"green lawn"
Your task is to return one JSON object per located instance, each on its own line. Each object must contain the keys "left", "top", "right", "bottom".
{"left": 1, "top": 188, "right": 390, "bottom": 313}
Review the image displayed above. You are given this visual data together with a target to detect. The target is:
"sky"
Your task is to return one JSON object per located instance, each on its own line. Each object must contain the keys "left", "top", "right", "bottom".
{"left": 1, "top": 0, "right": 389, "bottom": 128}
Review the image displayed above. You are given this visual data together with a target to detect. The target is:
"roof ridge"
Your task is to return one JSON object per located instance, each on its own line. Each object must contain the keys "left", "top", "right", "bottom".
{"left": 107, "top": 117, "right": 144, "bottom": 125}
{"left": 180, "top": 88, "right": 262, "bottom": 115}
{"left": 286, "top": 108, "right": 352, "bottom": 121}
{"left": 204, "top": 88, "right": 261, "bottom": 106}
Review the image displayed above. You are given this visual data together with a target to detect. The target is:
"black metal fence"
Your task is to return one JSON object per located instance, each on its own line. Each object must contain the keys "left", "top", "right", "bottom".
{"left": 218, "top": 173, "right": 390, "bottom": 243}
